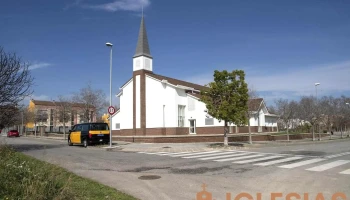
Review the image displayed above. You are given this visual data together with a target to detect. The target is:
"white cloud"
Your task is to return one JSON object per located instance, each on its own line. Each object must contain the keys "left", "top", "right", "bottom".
{"left": 185, "top": 61, "right": 350, "bottom": 102}
{"left": 28, "top": 62, "right": 51, "bottom": 71}
{"left": 64, "top": 0, "right": 84, "bottom": 10}
{"left": 83, "top": 0, "right": 150, "bottom": 12}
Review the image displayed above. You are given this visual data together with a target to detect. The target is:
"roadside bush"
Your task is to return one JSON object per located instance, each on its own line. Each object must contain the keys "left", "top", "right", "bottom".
{"left": 0, "top": 144, "right": 136, "bottom": 200}
{"left": 0, "top": 145, "right": 73, "bottom": 200}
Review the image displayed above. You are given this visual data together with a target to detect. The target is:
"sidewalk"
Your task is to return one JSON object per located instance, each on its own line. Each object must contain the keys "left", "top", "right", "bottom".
{"left": 23, "top": 133, "right": 350, "bottom": 153}
{"left": 25, "top": 135, "right": 66, "bottom": 141}
{"left": 112, "top": 135, "right": 350, "bottom": 152}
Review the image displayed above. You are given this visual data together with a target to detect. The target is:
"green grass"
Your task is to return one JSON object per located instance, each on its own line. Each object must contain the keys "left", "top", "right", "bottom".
{"left": 0, "top": 145, "right": 137, "bottom": 200}
{"left": 271, "top": 131, "right": 303, "bottom": 136}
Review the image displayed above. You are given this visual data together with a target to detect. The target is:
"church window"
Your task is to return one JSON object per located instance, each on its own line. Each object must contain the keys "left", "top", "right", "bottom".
{"left": 178, "top": 105, "right": 186, "bottom": 127}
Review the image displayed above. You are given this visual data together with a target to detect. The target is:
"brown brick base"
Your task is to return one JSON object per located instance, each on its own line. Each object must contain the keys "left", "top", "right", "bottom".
{"left": 113, "top": 133, "right": 328, "bottom": 143}
{"left": 112, "top": 126, "right": 277, "bottom": 137}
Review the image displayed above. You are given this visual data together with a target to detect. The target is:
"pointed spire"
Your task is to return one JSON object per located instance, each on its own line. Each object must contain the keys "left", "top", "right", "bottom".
{"left": 133, "top": 15, "right": 152, "bottom": 58}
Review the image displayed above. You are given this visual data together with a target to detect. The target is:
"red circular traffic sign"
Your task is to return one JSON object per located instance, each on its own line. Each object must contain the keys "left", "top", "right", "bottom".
{"left": 108, "top": 106, "right": 116, "bottom": 115}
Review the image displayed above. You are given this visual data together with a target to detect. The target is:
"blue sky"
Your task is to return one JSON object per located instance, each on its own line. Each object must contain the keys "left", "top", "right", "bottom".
{"left": 1, "top": 0, "right": 350, "bottom": 107}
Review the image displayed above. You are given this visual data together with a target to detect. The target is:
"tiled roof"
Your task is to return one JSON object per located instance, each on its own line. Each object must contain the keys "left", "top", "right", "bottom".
{"left": 147, "top": 73, "right": 207, "bottom": 91}
{"left": 31, "top": 100, "right": 94, "bottom": 108}
{"left": 248, "top": 98, "right": 263, "bottom": 112}
{"left": 185, "top": 93, "right": 264, "bottom": 112}
{"left": 187, "top": 92, "right": 202, "bottom": 99}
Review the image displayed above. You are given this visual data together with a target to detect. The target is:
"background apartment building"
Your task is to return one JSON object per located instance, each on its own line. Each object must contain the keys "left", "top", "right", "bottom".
{"left": 26, "top": 99, "right": 96, "bottom": 133}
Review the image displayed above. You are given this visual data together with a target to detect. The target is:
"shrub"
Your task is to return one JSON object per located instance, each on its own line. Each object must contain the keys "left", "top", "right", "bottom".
{"left": 0, "top": 145, "right": 135, "bottom": 200}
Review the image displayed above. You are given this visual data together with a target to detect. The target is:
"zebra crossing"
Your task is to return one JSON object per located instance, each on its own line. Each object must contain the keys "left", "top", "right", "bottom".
{"left": 137, "top": 150, "right": 350, "bottom": 175}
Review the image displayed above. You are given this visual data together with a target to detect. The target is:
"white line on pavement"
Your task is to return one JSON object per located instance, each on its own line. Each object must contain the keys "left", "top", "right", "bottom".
{"left": 326, "top": 152, "right": 350, "bottom": 159}
{"left": 182, "top": 151, "right": 240, "bottom": 159}
{"left": 339, "top": 169, "right": 350, "bottom": 175}
{"left": 214, "top": 154, "right": 264, "bottom": 162}
{"left": 170, "top": 150, "right": 222, "bottom": 157}
{"left": 254, "top": 157, "right": 304, "bottom": 166}
{"left": 306, "top": 160, "right": 350, "bottom": 172}
{"left": 199, "top": 152, "right": 253, "bottom": 160}
{"left": 278, "top": 158, "right": 326, "bottom": 169}
{"left": 233, "top": 155, "right": 283, "bottom": 164}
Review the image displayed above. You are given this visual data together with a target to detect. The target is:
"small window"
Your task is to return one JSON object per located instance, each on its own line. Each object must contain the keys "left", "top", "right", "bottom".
{"left": 115, "top": 123, "right": 120, "bottom": 130}
{"left": 178, "top": 105, "right": 186, "bottom": 127}
{"left": 205, "top": 118, "right": 214, "bottom": 125}
{"left": 76, "top": 125, "right": 82, "bottom": 131}
{"left": 82, "top": 124, "right": 89, "bottom": 131}
{"left": 90, "top": 123, "right": 109, "bottom": 130}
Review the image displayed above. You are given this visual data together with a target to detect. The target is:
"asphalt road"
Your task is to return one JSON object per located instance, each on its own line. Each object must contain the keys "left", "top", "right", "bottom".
{"left": 2, "top": 136, "right": 350, "bottom": 200}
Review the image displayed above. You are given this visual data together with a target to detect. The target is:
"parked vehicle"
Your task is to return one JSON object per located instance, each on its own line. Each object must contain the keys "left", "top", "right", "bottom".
{"left": 7, "top": 130, "right": 19, "bottom": 137}
{"left": 68, "top": 123, "right": 110, "bottom": 148}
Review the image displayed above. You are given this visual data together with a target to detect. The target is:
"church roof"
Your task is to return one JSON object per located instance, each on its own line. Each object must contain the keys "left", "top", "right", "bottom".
{"left": 133, "top": 16, "right": 152, "bottom": 58}
{"left": 147, "top": 73, "right": 207, "bottom": 91}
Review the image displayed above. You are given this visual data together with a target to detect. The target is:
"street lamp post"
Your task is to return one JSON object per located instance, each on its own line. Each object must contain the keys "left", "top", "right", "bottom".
{"left": 346, "top": 103, "right": 350, "bottom": 138}
{"left": 21, "top": 111, "right": 24, "bottom": 136}
{"left": 314, "top": 83, "right": 320, "bottom": 141}
{"left": 106, "top": 42, "right": 113, "bottom": 148}
{"left": 315, "top": 83, "right": 320, "bottom": 100}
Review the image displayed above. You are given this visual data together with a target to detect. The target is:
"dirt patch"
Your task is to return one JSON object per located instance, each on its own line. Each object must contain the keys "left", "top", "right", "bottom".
{"left": 170, "top": 165, "right": 231, "bottom": 174}
{"left": 120, "top": 166, "right": 171, "bottom": 172}
{"left": 208, "top": 143, "right": 245, "bottom": 148}
{"left": 89, "top": 168, "right": 117, "bottom": 171}
{"left": 281, "top": 151, "right": 326, "bottom": 156}
{"left": 138, "top": 175, "right": 161, "bottom": 180}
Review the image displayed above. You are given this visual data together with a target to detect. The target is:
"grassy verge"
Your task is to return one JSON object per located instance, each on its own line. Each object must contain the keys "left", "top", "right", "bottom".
{"left": 0, "top": 145, "right": 137, "bottom": 200}
{"left": 271, "top": 132, "right": 304, "bottom": 135}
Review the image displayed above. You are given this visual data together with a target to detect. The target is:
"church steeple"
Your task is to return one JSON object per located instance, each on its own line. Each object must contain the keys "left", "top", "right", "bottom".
{"left": 134, "top": 16, "right": 152, "bottom": 58}
{"left": 133, "top": 15, "right": 153, "bottom": 72}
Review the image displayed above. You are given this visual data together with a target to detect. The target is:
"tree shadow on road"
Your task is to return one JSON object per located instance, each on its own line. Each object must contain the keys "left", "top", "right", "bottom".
{"left": 5, "top": 143, "right": 67, "bottom": 152}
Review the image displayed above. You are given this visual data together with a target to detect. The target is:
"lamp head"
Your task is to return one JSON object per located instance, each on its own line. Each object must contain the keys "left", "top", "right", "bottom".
{"left": 315, "top": 83, "right": 320, "bottom": 86}
{"left": 106, "top": 42, "right": 113, "bottom": 47}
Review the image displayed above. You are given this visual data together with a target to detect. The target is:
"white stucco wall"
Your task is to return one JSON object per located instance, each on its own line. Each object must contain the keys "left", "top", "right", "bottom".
{"left": 116, "top": 79, "right": 133, "bottom": 129}
{"left": 265, "top": 116, "right": 278, "bottom": 127}
{"left": 143, "top": 75, "right": 278, "bottom": 131}
{"left": 135, "top": 75, "right": 140, "bottom": 128}
{"left": 146, "top": 76, "right": 178, "bottom": 128}
{"left": 111, "top": 111, "right": 120, "bottom": 130}
{"left": 187, "top": 96, "right": 224, "bottom": 127}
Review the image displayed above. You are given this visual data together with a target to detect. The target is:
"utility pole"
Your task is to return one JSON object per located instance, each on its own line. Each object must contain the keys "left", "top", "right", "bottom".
{"left": 315, "top": 83, "right": 320, "bottom": 141}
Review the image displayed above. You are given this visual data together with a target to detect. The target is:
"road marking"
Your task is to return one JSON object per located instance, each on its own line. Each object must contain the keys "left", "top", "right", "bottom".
{"left": 182, "top": 151, "right": 240, "bottom": 158}
{"left": 279, "top": 158, "right": 325, "bottom": 169}
{"left": 170, "top": 150, "right": 222, "bottom": 157}
{"left": 153, "top": 151, "right": 201, "bottom": 156}
{"left": 214, "top": 154, "right": 264, "bottom": 162}
{"left": 233, "top": 155, "right": 283, "bottom": 164}
{"left": 199, "top": 152, "right": 253, "bottom": 160}
{"left": 306, "top": 160, "right": 350, "bottom": 172}
{"left": 339, "top": 169, "right": 350, "bottom": 175}
{"left": 290, "top": 149, "right": 305, "bottom": 151}
{"left": 325, "top": 152, "right": 350, "bottom": 159}
{"left": 255, "top": 157, "right": 304, "bottom": 166}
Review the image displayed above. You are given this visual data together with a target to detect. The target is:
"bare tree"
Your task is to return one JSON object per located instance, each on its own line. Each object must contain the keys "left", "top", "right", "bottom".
{"left": 298, "top": 96, "right": 321, "bottom": 141}
{"left": 319, "top": 96, "right": 337, "bottom": 139}
{"left": 0, "top": 46, "right": 34, "bottom": 128}
{"left": 0, "top": 105, "right": 20, "bottom": 130}
{"left": 275, "top": 99, "right": 297, "bottom": 141}
{"left": 53, "top": 96, "right": 73, "bottom": 139}
{"left": 72, "top": 83, "right": 108, "bottom": 122}
{"left": 247, "top": 87, "right": 260, "bottom": 144}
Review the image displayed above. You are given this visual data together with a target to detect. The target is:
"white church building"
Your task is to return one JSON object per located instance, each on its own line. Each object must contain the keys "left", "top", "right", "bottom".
{"left": 111, "top": 16, "right": 278, "bottom": 143}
